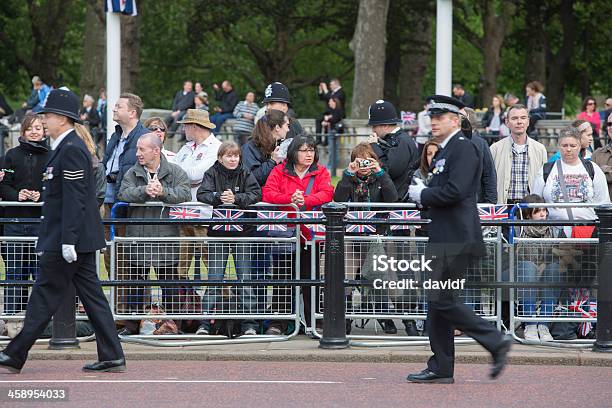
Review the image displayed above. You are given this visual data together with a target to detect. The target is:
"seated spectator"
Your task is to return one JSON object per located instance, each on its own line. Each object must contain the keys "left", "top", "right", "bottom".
{"left": 210, "top": 80, "right": 239, "bottom": 132}
{"left": 525, "top": 81, "right": 547, "bottom": 136}
{"left": 195, "top": 92, "right": 209, "bottom": 112}
{"left": 576, "top": 96, "right": 601, "bottom": 148}
{"left": 25, "top": 76, "right": 51, "bottom": 113}
{"left": 482, "top": 94, "right": 506, "bottom": 136}
{"left": 117, "top": 133, "right": 191, "bottom": 327}
{"left": 548, "top": 120, "right": 594, "bottom": 163}
{"left": 334, "top": 142, "right": 398, "bottom": 334}
{"left": 452, "top": 83, "right": 474, "bottom": 108}
{"left": 74, "top": 123, "right": 106, "bottom": 207}
{"left": 195, "top": 82, "right": 204, "bottom": 95}
{"left": 592, "top": 112, "right": 612, "bottom": 201}
{"left": 165, "top": 81, "right": 195, "bottom": 137}
{"left": 0, "top": 113, "right": 48, "bottom": 314}
{"left": 195, "top": 141, "right": 262, "bottom": 335}
{"left": 262, "top": 135, "right": 334, "bottom": 334}
{"left": 79, "top": 94, "right": 101, "bottom": 144}
{"left": 143, "top": 116, "right": 175, "bottom": 163}
{"left": 232, "top": 91, "right": 259, "bottom": 146}
{"left": 315, "top": 96, "right": 344, "bottom": 146}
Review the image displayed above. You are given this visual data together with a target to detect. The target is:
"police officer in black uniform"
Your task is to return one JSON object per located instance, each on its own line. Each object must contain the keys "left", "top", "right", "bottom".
{"left": 0, "top": 89, "right": 125, "bottom": 374}
{"left": 261, "top": 82, "right": 304, "bottom": 140}
{"left": 406, "top": 95, "right": 510, "bottom": 384}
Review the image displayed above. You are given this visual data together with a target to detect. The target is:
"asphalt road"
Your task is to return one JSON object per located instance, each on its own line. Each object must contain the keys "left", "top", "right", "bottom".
{"left": 0, "top": 360, "right": 610, "bottom": 408}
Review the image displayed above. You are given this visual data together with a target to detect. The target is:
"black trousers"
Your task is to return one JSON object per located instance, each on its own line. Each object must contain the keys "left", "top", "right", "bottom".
{"left": 5, "top": 251, "right": 124, "bottom": 366}
{"left": 426, "top": 254, "right": 503, "bottom": 377}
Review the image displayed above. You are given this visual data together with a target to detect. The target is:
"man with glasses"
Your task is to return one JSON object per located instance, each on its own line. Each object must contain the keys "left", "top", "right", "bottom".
{"left": 592, "top": 112, "right": 612, "bottom": 201}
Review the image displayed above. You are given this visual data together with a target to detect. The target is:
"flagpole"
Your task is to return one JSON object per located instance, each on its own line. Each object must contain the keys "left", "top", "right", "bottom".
{"left": 106, "top": 11, "right": 121, "bottom": 141}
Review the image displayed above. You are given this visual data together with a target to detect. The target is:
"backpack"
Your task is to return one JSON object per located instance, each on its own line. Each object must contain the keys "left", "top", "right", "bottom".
{"left": 543, "top": 158, "right": 594, "bottom": 183}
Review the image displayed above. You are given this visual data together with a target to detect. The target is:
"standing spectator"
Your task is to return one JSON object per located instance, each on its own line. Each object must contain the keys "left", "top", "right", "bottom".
{"left": 118, "top": 133, "right": 191, "bottom": 317}
{"left": 490, "top": 104, "right": 548, "bottom": 204}
{"left": 482, "top": 95, "right": 506, "bottom": 136}
{"left": 318, "top": 78, "right": 346, "bottom": 109}
{"left": 174, "top": 110, "right": 222, "bottom": 278}
{"left": 576, "top": 96, "right": 601, "bottom": 148}
{"left": 195, "top": 92, "right": 209, "bottom": 112}
{"left": 262, "top": 135, "right": 334, "bottom": 334}
{"left": 525, "top": 81, "right": 547, "bottom": 136}
{"left": 592, "top": 113, "right": 612, "bottom": 201}
{"left": 102, "top": 93, "right": 148, "bottom": 302}
{"left": 601, "top": 98, "right": 612, "bottom": 140}
{"left": 232, "top": 91, "right": 259, "bottom": 146}
{"left": 210, "top": 80, "right": 239, "bottom": 132}
{"left": 79, "top": 94, "right": 101, "bottom": 145}
{"left": 143, "top": 117, "right": 175, "bottom": 163}
{"left": 97, "top": 88, "right": 107, "bottom": 140}
{"left": 416, "top": 103, "right": 432, "bottom": 154}
{"left": 452, "top": 83, "right": 474, "bottom": 108}
{"left": 165, "top": 81, "right": 196, "bottom": 136}
{"left": 0, "top": 114, "right": 48, "bottom": 315}
{"left": 196, "top": 141, "right": 262, "bottom": 335}
{"left": 254, "top": 82, "right": 304, "bottom": 148}
{"left": 315, "top": 96, "right": 344, "bottom": 146}
{"left": 74, "top": 123, "right": 106, "bottom": 207}
{"left": 367, "top": 100, "right": 419, "bottom": 201}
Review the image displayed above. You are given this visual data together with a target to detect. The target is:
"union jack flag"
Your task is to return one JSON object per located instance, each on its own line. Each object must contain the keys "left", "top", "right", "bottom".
{"left": 169, "top": 206, "right": 204, "bottom": 219}
{"left": 211, "top": 209, "right": 244, "bottom": 232}
{"left": 478, "top": 205, "right": 509, "bottom": 221}
{"left": 389, "top": 210, "right": 421, "bottom": 231}
{"left": 256, "top": 211, "right": 289, "bottom": 232}
{"left": 345, "top": 211, "right": 377, "bottom": 233}
{"left": 301, "top": 211, "right": 326, "bottom": 238}
{"left": 566, "top": 289, "right": 597, "bottom": 337}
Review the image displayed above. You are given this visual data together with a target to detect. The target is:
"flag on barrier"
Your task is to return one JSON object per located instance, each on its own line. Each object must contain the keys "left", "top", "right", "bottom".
{"left": 389, "top": 209, "right": 421, "bottom": 230}
{"left": 169, "top": 206, "right": 206, "bottom": 219}
{"left": 346, "top": 211, "right": 377, "bottom": 233}
{"left": 256, "top": 211, "right": 289, "bottom": 232}
{"left": 478, "top": 205, "right": 509, "bottom": 220}
{"left": 301, "top": 211, "right": 326, "bottom": 238}
{"left": 211, "top": 209, "right": 244, "bottom": 232}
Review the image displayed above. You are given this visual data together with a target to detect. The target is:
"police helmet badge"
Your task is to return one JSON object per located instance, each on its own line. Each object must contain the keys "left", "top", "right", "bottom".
{"left": 264, "top": 84, "right": 273, "bottom": 98}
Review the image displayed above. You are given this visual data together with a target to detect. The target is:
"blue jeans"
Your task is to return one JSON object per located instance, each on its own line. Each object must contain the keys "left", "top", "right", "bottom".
{"left": 3, "top": 224, "right": 41, "bottom": 315}
{"left": 517, "top": 261, "right": 561, "bottom": 325}
{"left": 209, "top": 112, "right": 234, "bottom": 133}
{"left": 201, "top": 242, "right": 257, "bottom": 331}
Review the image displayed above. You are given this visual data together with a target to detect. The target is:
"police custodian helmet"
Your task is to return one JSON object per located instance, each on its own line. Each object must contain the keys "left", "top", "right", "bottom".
{"left": 367, "top": 100, "right": 399, "bottom": 126}
{"left": 39, "top": 88, "right": 82, "bottom": 123}
{"left": 262, "top": 82, "right": 292, "bottom": 105}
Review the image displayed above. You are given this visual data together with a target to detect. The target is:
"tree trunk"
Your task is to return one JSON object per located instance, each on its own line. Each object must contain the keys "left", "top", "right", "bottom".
{"left": 80, "top": 0, "right": 106, "bottom": 98}
{"left": 120, "top": 12, "right": 142, "bottom": 93}
{"left": 349, "top": 0, "right": 390, "bottom": 118}
{"left": 398, "top": 4, "right": 433, "bottom": 112}
{"left": 546, "top": 0, "right": 577, "bottom": 112}
{"left": 383, "top": 0, "right": 402, "bottom": 107}
{"left": 523, "top": 0, "right": 547, "bottom": 87}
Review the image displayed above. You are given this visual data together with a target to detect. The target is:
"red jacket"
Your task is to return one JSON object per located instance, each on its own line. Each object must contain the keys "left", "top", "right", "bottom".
{"left": 263, "top": 161, "right": 334, "bottom": 240}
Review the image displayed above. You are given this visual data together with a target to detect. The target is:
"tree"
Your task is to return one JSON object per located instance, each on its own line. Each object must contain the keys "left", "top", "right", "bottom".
{"left": 80, "top": 0, "right": 106, "bottom": 98}
{"left": 350, "top": 0, "right": 390, "bottom": 118}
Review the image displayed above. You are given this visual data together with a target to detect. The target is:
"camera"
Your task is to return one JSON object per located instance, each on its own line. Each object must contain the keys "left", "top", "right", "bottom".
{"left": 359, "top": 159, "right": 372, "bottom": 168}
{"left": 106, "top": 172, "right": 119, "bottom": 184}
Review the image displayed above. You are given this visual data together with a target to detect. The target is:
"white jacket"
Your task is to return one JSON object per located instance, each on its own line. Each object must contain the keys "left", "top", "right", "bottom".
{"left": 174, "top": 135, "right": 222, "bottom": 200}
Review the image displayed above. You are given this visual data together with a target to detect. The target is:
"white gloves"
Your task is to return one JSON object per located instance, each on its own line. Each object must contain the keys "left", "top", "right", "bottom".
{"left": 62, "top": 244, "right": 77, "bottom": 263}
{"left": 408, "top": 178, "right": 427, "bottom": 204}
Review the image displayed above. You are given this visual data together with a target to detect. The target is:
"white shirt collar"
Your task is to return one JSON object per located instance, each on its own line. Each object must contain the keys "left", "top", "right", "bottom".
{"left": 51, "top": 128, "right": 73, "bottom": 150}
{"left": 438, "top": 129, "right": 461, "bottom": 149}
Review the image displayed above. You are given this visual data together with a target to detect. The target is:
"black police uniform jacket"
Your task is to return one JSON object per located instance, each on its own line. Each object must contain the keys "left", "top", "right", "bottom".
{"left": 420, "top": 130, "right": 486, "bottom": 258}
{"left": 36, "top": 130, "right": 106, "bottom": 253}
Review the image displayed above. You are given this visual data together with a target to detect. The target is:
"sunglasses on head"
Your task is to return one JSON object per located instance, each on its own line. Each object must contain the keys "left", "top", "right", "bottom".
{"left": 148, "top": 126, "right": 166, "bottom": 132}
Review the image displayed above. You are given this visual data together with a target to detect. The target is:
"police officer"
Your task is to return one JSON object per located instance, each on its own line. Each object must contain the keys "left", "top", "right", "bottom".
{"left": 367, "top": 100, "right": 419, "bottom": 201}
{"left": 406, "top": 95, "right": 510, "bottom": 384}
{"left": 0, "top": 89, "right": 125, "bottom": 374}
{"left": 255, "top": 81, "right": 304, "bottom": 140}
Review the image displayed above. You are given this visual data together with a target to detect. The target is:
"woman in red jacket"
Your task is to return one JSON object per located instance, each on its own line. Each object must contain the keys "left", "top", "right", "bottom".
{"left": 262, "top": 135, "right": 334, "bottom": 334}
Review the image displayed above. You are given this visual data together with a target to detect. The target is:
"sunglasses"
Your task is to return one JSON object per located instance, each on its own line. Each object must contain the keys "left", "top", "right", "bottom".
{"left": 586, "top": 102, "right": 595, "bottom": 106}
{"left": 148, "top": 126, "right": 166, "bottom": 132}
{"left": 608, "top": 122, "right": 612, "bottom": 127}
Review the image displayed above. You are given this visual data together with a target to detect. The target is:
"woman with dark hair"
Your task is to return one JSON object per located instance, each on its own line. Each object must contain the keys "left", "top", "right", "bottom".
{"left": 482, "top": 94, "right": 506, "bottom": 136}
{"left": 577, "top": 96, "right": 601, "bottom": 147}
{"left": 262, "top": 135, "right": 334, "bottom": 334}
{"left": 0, "top": 113, "right": 49, "bottom": 314}
{"left": 525, "top": 81, "right": 547, "bottom": 136}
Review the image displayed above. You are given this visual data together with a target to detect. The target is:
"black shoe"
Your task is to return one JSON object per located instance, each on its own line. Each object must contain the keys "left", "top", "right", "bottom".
{"left": 403, "top": 320, "right": 419, "bottom": 336}
{"left": 490, "top": 337, "right": 512, "bottom": 379}
{"left": 0, "top": 352, "right": 23, "bottom": 374}
{"left": 82, "top": 358, "right": 126, "bottom": 373}
{"left": 379, "top": 319, "right": 397, "bottom": 334}
{"left": 406, "top": 369, "right": 454, "bottom": 384}
{"left": 346, "top": 319, "right": 352, "bottom": 335}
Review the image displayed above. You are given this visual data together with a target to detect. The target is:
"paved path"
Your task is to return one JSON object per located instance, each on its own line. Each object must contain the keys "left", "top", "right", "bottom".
{"left": 0, "top": 360, "right": 610, "bottom": 408}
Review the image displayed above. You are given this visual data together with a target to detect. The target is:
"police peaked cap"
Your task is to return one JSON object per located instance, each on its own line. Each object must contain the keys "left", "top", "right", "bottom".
{"left": 367, "top": 100, "right": 399, "bottom": 126}
{"left": 425, "top": 94, "right": 465, "bottom": 116}
{"left": 262, "top": 82, "right": 292, "bottom": 105}
{"left": 39, "top": 89, "right": 82, "bottom": 123}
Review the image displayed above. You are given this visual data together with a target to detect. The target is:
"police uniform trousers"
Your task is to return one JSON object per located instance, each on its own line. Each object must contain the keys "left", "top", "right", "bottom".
{"left": 5, "top": 251, "right": 123, "bottom": 366}
{"left": 426, "top": 253, "right": 503, "bottom": 377}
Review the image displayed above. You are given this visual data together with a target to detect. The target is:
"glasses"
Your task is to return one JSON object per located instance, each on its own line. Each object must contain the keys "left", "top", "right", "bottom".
{"left": 607, "top": 122, "right": 612, "bottom": 127}
{"left": 298, "top": 148, "right": 315, "bottom": 153}
{"left": 148, "top": 126, "right": 166, "bottom": 132}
